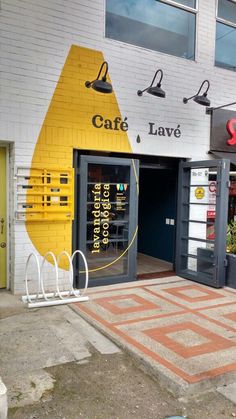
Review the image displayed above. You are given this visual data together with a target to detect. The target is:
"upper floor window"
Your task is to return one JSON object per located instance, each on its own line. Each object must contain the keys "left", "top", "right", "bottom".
{"left": 216, "top": 0, "right": 236, "bottom": 71}
{"left": 105, "top": 0, "right": 197, "bottom": 60}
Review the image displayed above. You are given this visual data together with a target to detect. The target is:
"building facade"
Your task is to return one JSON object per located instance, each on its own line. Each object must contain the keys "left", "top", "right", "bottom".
{"left": 1, "top": 0, "right": 236, "bottom": 293}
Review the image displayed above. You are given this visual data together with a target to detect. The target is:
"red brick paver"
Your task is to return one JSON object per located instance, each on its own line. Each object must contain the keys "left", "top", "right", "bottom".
{"left": 73, "top": 278, "right": 236, "bottom": 384}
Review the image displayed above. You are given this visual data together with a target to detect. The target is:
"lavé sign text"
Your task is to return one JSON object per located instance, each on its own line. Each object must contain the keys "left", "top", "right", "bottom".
{"left": 148, "top": 123, "right": 181, "bottom": 138}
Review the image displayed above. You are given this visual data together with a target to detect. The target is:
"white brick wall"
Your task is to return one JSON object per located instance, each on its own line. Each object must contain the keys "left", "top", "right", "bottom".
{"left": 1, "top": 0, "right": 236, "bottom": 293}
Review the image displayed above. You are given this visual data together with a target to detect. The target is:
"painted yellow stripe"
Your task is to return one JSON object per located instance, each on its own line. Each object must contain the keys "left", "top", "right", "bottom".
{"left": 26, "top": 45, "right": 132, "bottom": 267}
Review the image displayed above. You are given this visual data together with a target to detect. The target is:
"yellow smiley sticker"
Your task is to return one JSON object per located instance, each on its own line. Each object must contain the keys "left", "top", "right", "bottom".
{"left": 195, "top": 187, "right": 205, "bottom": 200}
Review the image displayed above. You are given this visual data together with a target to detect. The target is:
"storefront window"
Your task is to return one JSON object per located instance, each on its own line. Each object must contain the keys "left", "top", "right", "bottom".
{"left": 105, "top": 0, "right": 197, "bottom": 60}
{"left": 216, "top": 0, "right": 236, "bottom": 71}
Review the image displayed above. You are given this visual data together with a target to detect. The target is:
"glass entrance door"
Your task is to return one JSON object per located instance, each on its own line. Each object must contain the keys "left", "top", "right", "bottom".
{"left": 176, "top": 159, "right": 230, "bottom": 288}
{"left": 74, "top": 155, "right": 139, "bottom": 287}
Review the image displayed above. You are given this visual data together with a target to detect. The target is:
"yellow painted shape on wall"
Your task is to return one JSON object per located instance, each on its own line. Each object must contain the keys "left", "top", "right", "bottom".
{"left": 26, "top": 45, "right": 132, "bottom": 267}
{"left": 0, "top": 147, "right": 7, "bottom": 288}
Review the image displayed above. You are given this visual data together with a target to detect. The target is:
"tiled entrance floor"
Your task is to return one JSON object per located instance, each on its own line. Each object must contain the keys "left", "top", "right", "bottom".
{"left": 72, "top": 276, "right": 236, "bottom": 393}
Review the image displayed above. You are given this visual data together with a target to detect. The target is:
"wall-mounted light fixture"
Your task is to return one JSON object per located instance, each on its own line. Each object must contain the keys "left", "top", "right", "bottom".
{"left": 183, "top": 80, "right": 211, "bottom": 106}
{"left": 85, "top": 61, "right": 112, "bottom": 94}
{"left": 137, "top": 69, "right": 166, "bottom": 98}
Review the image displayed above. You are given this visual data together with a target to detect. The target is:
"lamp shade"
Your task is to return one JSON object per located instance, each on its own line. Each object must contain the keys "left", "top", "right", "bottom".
{"left": 147, "top": 85, "right": 166, "bottom": 98}
{"left": 92, "top": 79, "right": 113, "bottom": 94}
{"left": 193, "top": 94, "right": 210, "bottom": 107}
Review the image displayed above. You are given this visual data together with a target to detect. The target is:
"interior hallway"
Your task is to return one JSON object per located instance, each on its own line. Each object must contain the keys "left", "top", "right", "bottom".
{"left": 137, "top": 252, "right": 173, "bottom": 275}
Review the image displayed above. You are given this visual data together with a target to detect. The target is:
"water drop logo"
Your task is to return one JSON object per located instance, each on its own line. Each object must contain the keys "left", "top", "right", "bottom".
{"left": 116, "top": 184, "right": 128, "bottom": 191}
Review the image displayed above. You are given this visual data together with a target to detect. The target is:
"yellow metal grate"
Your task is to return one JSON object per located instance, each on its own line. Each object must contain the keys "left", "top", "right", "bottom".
{"left": 16, "top": 167, "right": 74, "bottom": 221}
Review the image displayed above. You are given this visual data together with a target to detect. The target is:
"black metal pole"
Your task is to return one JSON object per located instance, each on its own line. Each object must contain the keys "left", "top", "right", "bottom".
{"left": 206, "top": 101, "right": 236, "bottom": 114}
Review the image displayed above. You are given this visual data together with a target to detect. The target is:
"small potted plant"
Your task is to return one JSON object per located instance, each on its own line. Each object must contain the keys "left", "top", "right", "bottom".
{"left": 226, "top": 221, "right": 236, "bottom": 288}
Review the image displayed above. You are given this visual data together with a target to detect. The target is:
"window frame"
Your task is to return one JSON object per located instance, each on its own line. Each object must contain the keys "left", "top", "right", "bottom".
{"left": 216, "top": 0, "right": 236, "bottom": 28}
{"left": 159, "top": 0, "right": 198, "bottom": 14}
{"left": 104, "top": 0, "right": 199, "bottom": 61}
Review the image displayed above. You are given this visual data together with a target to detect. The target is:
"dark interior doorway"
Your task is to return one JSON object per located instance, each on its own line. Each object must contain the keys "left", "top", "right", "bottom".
{"left": 137, "top": 164, "right": 178, "bottom": 279}
{"left": 74, "top": 149, "right": 180, "bottom": 286}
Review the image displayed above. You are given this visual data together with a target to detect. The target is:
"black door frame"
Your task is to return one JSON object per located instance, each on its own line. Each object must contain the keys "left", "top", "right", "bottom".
{"left": 175, "top": 159, "right": 230, "bottom": 288}
{"left": 73, "top": 152, "right": 139, "bottom": 287}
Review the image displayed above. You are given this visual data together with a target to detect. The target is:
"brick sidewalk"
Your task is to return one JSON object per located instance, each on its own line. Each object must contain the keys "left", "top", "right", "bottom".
{"left": 73, "top": 276, "right": 236, "bottom": 392}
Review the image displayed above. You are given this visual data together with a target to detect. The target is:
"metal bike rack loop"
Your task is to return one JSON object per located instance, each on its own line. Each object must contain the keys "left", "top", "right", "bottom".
{"left": 22, "top": 250, "right": 89, "bottom": 308}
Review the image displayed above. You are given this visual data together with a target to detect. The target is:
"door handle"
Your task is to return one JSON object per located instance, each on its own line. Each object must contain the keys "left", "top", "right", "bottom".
{"left": 0, "top": 218, "right": 4, "bottom": 235}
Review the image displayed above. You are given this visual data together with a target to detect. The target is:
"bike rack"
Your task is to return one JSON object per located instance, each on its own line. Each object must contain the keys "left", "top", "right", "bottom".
{"left": 22, "top": 250, "right": 89, "bottom": 308}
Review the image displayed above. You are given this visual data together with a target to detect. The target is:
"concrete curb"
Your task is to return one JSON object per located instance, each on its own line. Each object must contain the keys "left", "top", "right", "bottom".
{"left": 0, "top": 377, "right": 7, "bottom": 419}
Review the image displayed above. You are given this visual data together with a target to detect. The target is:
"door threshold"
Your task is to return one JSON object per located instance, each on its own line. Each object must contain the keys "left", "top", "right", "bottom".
{"left": 137, "top": 270, "right": 175, "bottom": 280}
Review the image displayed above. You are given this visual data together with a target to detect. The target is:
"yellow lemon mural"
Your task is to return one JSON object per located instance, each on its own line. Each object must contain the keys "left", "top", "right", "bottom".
{"left": 26, "top": 45, "right": 132, "bottom": 264}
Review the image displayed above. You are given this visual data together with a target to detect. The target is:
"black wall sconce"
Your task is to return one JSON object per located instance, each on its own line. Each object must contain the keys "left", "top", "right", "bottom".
{"left": 137, "top": 69, "right": 166, "bottom": 98}
{"left": 85, "top": 61, "right": 113, "bottom": 94}
{"left": 183, "top": 79, "right": 211, "bottom": 106}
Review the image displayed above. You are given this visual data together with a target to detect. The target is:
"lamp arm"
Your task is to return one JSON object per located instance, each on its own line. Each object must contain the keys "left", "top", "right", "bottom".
{"left": 150, "top": 69, "right": 163, "bottom": 88}
{"left": 96, "top": 61, "right": 109, "bottom": 81}
{"left": 196, "top": 79, "right": 210, "bottom": 96}
{"left": 137, "top": 87, "right": 149, "bottom": 96}
{"left": 85, "top": 79, "right": 96, "bottom": 87}
{"left": 204, "top": 80, "right": 210, "bottom": 94}
{"left": 184, "top": 93, "right": 197, "bottom": 102}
